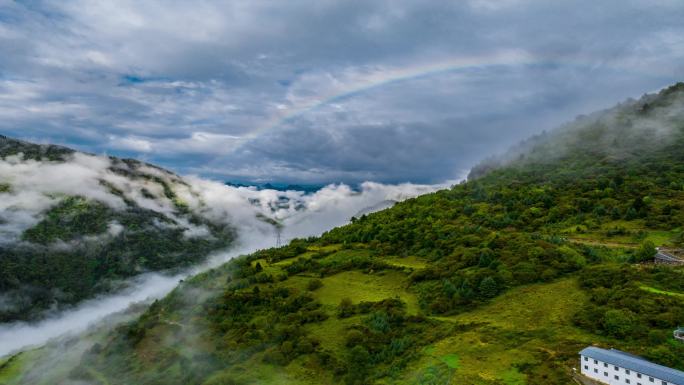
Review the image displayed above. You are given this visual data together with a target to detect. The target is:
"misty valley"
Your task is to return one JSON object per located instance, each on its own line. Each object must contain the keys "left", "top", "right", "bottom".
{"left": 2, "top": 1, "right": 684, "bottom": 384}
{"left": 0, "top": 135, "right": 442, "bottom": 357}
{"left": 0, "top": 82, "right": 683, "bottom": 384}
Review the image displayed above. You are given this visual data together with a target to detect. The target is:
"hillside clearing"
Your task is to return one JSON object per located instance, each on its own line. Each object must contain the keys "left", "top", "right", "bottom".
{"left": 409, "top": 278, "right": 597, "bottom": 384}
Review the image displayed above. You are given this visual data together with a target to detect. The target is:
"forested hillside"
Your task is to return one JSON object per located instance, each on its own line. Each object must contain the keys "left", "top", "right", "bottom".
{"left": 2, "top": 83, "right": 684, "bottom": 384}
{"left": 0, "top": 137, "right": 236, "bottom": 322}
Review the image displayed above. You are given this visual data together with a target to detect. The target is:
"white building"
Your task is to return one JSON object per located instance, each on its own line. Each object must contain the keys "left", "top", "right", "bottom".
{"left": 675, "top": 327, "right": 684, "bottom": 343}
{"left": 579, "top": 347, "right": 684, "bottom": 385}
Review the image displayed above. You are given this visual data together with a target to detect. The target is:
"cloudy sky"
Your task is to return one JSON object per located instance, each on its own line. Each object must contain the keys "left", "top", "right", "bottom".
{"left": 0, "top": 0, "right": 683, "bottom": 183}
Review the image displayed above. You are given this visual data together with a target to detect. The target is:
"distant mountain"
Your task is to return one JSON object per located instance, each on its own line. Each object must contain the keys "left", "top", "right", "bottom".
{"left": 0, "top": 135, "right": 75, "bottom": 161}
{"left": 3, "top": 83, "right": 684, "bottom": 384}
{"left": 469, "top": 82, "right": 684, "bottom": 180}
{"left": 0, "top": 136, "right": 235, "bottom": 322}
{"left": 226, "top": 181, "right": 326, "bottom": 194}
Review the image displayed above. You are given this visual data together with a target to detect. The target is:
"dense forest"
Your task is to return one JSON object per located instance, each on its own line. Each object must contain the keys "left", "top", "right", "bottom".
{"left": 0, "top": 137, "right": 235, "bottom": 322}
{"left": 2, "top": 83, "right": 684, "bottom": 384}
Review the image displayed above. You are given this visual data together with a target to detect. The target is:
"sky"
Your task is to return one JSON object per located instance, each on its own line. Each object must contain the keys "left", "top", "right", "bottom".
{"left": 0, "top": 0, "right": 683, "bottom": 184}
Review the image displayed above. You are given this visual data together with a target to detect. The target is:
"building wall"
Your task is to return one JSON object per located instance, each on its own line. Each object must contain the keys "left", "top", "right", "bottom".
{"left": 579, "top": 355, "right": 673, "bottom": 385}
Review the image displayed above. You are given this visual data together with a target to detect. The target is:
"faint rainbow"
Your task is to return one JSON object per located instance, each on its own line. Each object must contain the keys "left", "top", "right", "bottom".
{"left": 206, "top": 50, "right": 647, "bottom": 171}
{"left": 245, "top": 50, "right": 535, "bottom": 140}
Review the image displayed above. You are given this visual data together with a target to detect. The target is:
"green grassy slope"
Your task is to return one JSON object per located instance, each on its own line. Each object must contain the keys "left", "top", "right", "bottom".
{"left": 3, "top": 83, "right": 684, "bottom": 384}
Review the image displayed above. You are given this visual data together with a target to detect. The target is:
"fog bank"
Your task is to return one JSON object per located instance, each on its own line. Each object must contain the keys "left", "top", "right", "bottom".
{"left": 0, "top": 166, "right": 453, "bottom": 356}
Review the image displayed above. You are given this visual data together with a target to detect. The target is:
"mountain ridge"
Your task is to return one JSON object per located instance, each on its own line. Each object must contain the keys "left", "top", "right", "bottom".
{"left": 2, "top": 82, "right": 684, "bottom": 384}
{"left": 0, "top": 136, "right": 236, "bottom": 322}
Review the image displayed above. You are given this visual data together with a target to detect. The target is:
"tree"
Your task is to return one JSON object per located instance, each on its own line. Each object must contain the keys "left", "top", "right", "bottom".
{"left": 479, "top": 276, "right": 499, "bottom": 298}
{"left": 345, "top": 345, "right": 370, "bottom": 385}
{"left": 635, "top": 240, "right": 656, "bottom": 262}
{"left": 602, "top": 309, "right": 636, "bottom": 338}
{"left": 625, "top": 207, "right": 638, "bottom": 220}
{"left": 338, "top": 298, "right": 355, "bottom": 318}
{"left": 345, "top": 329, "right": 365, "bottom": 347}
{"left": 307, "top": 279, "right": 323, "bottom": 291}
{"left": 558, "top": 245, "right": 586, "bottom": 268}
{"left": 457, "top": 279, "right": 475, "bottom": 301}
{"left": 478, "top": 248, "right": 495, "bottom": 267}
{"left": 675, "top": 231, "right": 684, "bottom": 247}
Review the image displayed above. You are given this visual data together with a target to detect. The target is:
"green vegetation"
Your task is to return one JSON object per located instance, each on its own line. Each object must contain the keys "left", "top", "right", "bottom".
{"left": 0, "top": 194, "right": 234, "bottom": 321}
{"left": 61, "top": 246, "right": 452, "bottom": 385}
{"left": 0, "top": 353, "right": 27, "bottom": 385}
{"left": 22, "top": 196, "right": 113, "bottom": 243}
{"left": 3, "top": 83, "right": 684, "bottom": 384}
{"left": 0, "top": 135, "right": 74, "bottom": 161}
{"left": 640, "top": 285, "right": 684, "bottom": 298}
{"left": 27, "top": 244, "right": 681, "bottom": 385}
{"left": 574, "top": 265, "right": 684, "bottom": 367}
{"left": 0, "top": 137, "right": 235, "bottom": 322}
{"left": 411, "top": 278, "right": 592, "bottom": 384}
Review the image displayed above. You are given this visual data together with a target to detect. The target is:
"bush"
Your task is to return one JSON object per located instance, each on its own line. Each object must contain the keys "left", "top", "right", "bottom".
{"left": 602, "top": 309, "right": 637, "bottom": 338}
{"left": 345, "top": 329, "right": 365, "bottom": 347}
{"left": 634, "top": 240, "right": 656, "bottom": 262}
{"left": 478, "top": 276, "right": 499, "bottom": 298}
{"left": 345, "top": 346, "right": 370, "bottom": 385}
{"left": 307, "top": 279, "right": 323, "bottom": 291}
{"left": 338, "top": 298, "right": 355, "bottom": 318}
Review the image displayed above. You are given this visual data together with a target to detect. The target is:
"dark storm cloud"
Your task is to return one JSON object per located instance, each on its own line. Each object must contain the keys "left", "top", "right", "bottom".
{"left": 0, "top": 0, "right": 683, "bottom": 183}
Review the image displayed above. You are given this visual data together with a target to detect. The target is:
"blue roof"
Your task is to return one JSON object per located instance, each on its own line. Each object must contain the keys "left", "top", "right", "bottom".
{"left": 580, "top": 347, "right": 684, "bottom": 385}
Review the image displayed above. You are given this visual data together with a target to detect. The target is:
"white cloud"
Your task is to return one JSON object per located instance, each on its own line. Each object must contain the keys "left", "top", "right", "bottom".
{"left": 468, "top": 0, "right": 527, "bottom": 12}
{"left": 1, "top": 0, "right": 683, "bottom": 183}
{"left": 0, "top": 149, "right": 451, "bottom": 355}
{"left": 108, "top": 135, "right": 153, "bottom": 152}
{"left": 0, "top": 153, "right": 125, "bottom": 242}
{"left": 107, "top": 131, "right": 243, "bottom": 156}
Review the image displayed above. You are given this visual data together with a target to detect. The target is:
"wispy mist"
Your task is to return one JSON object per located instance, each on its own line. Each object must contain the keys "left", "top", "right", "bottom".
{"left": 0, "top": 150, "right": 452, "bottom": 356}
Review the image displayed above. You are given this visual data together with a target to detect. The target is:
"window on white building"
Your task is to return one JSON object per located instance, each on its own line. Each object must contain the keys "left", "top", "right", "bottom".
{"left": 604, "top": 363, "right": 608, "bottom": 368}
{"left": 594, "top": 369, "right": 598, "bottom": 374}
{"left": 615, "top": 366, "right": 620, "bottom": 371}
{"left": 626, "top": 370, "right": 631, "bottom": 375}
{"left": 649, "top": 377, "right": 654, "bottom": 382}
{"left": 626, "top": 379, "right": 630, "bottom": 384}
{"left": 615, "top": 375, "right": 620, "bottom": 380}
{"left": 584, "top": 357, "right": 588, "bottom": 361}
{"left": 584, "top": 365, "right": 588, "bottom": 370}
{"left": 604, "top": 372, "right": 608, "bottom": 377}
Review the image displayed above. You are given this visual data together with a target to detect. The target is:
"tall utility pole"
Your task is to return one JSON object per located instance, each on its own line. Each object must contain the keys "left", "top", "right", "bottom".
{"left": 276, "top": 227, "right": 282, "bottom": 247}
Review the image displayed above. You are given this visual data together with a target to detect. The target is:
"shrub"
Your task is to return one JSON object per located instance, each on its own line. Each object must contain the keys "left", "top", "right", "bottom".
{"left": 478, "top": 276, "right": 499, "bottom": 298}
{"left": 634, "top": 240, "right": 656, "bottom": 262}
{"left": 338, "top": 298, "right": 355, "bottom": 318}
{"left": 345, "top": 329, "right": 365, "bottom": 347}
{"left": 307, "top": 279, "right": 323, "bottom": 291}
{"left": 602, "top": 309, "right": 637, "bottom": 338}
